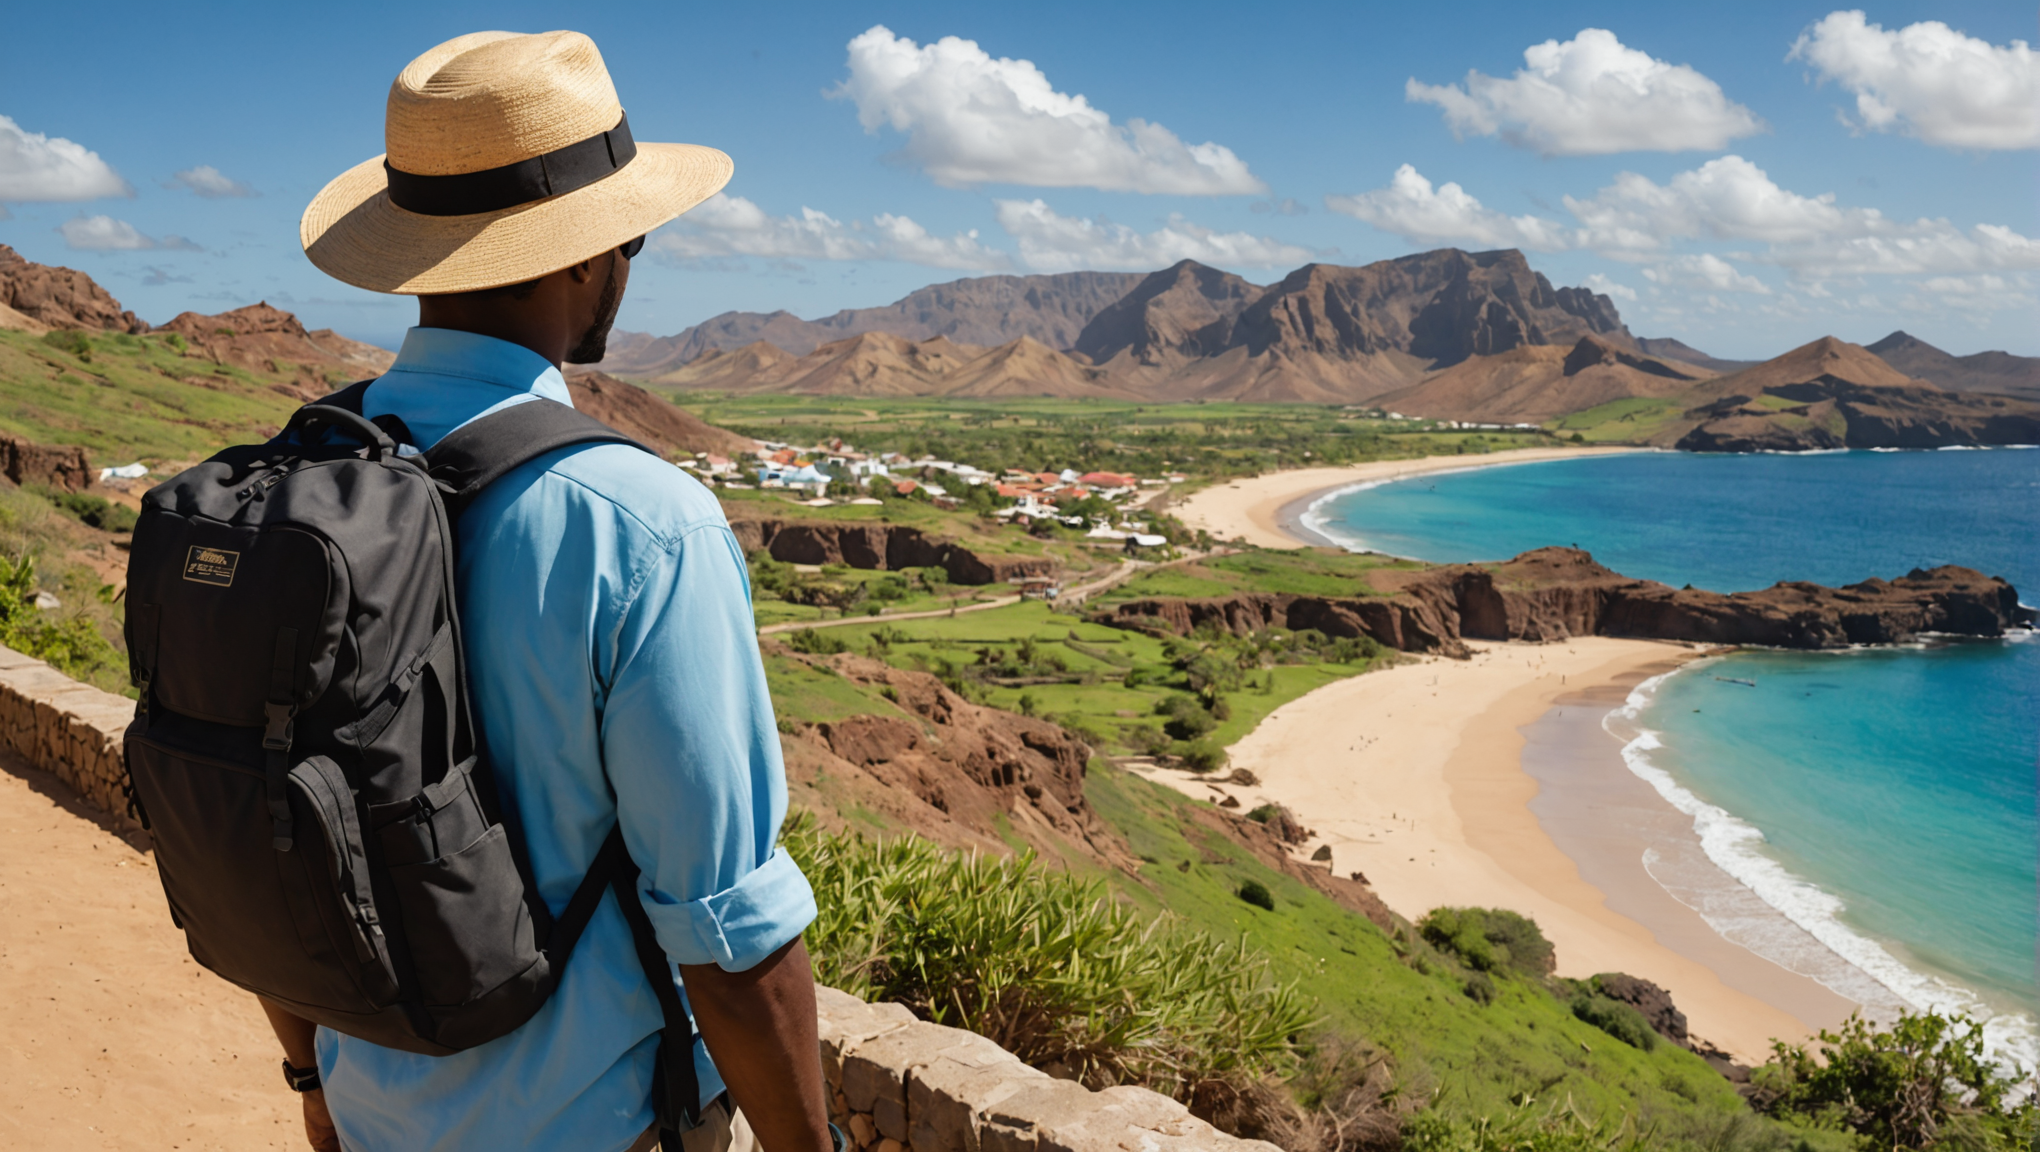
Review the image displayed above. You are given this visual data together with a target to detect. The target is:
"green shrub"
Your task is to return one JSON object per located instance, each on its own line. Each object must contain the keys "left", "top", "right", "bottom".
{"left": 33, "top": 487, "right": 138, "bottom": 533}
{"left": 1751, "top": 1010, "right": 2036, "bottom": 1152}
{"left": 1121, "top": 723, "right": 1171, "bottom": 755}
{"left": 1156, "top": 694, "right": 1215, "bottom": 740}
{"left": 0, "top": 553, "right": 125, "bottom": 687}
{"left": 786, "top": 628, "right": 849, "bottom": 655}
{"left": 1418, "top": 908, "right": 1556, "bottom": 980}
{"left": 1177, "top": 739, "right": 1227, "bottom": 773}
{"left": 1569, "top": 992, "right": 1658, "bottom": 1051}
{"left": 1236, "top": 879, "right": 1276, "bottom": 911}
{"left": 160, "top": 332, "right": 188, "bottom": 353}
{"left": 42, "top": 330, "right": 93, "bottom": 360}
{"left": 785, "top": 819, "right": 1313, "bottom": 1097}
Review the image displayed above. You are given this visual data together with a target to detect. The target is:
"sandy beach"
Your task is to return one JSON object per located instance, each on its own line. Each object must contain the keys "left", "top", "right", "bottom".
{"left": 1173, "top": 447, "right": 1643, "bottom": 551}
{"left": 1136, "top": 639, "right": 1859, "bottom": 1063}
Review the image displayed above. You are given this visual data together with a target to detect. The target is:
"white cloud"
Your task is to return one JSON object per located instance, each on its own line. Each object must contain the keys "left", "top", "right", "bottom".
{"left": 1643, "top": 254, "right": 1771, "bottom": 294}
{"left": 1407, "top": 29, "right": 1762, "bottom": 155}
{"left": 1323, "top": 165, "right": 1571, "bottom": 251}
{"left": 1561, "top": 155, "right": 2040, "bottom": 275}
{"left": 1330, "top": 156, "right": 2040, "bottom": 291}
{"left": 57, "top": 215, "right": 199, "bottom": 251}
{"left": 166, "top": 165, "right": 256, "bottom": 198}
{"left": 830, "top": 26, "right": 1264, "bottom": 194}
{"left": 992, "top": 199, "right": 1311, "bottom": 272}
{"left": 0, "top": 114, "right": 131, "bottom": 201}
{"left": 653, "top": 193, "right": 1010, "bottom": 271}
{"left": 1790, "top": 12, "right": 2039, "bottom": 150}
{"left": 1582, "top": 273, "right": 1637, "bottom": 301}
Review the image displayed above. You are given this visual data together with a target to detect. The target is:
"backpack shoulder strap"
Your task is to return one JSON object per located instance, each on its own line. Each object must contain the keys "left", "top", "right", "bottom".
{"left": 423, "top": 398, "right": 653, "bottom": 520}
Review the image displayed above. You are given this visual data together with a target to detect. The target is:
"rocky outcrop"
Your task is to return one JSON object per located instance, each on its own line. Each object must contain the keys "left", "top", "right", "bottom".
{"left": 1867, "top": 331, "right": 2040, "bottom": 402}
{"left": 603, "top": 271, "right": 1148, "bottom": 372}
{"left": 801, "top": 654, "right": 1114, "bottom": 851}
{"left": 0, "top": 244, "right": 147, "bottom": 334}
{"left": 1656, "top": 337, "right": 2040, "bottom": 452}
{"left": 817, "top": 987, "right": 1278, "bottom": 1152}
{"left": 0, "top": 435, "right": 95, "bottom": 492}
{"left": 155, "top": 302, "right": 395, "bottom": 382}
{"left": 729, "top": 517, "right": 1054, "bottom": 585}
{"left": 1092, "top": 547, "right": 2034, "bottom": 657}
{"left": 562, "top": 370, "right": 755, "bottom": 457}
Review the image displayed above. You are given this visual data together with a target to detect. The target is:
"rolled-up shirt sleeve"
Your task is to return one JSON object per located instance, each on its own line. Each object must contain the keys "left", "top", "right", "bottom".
{"left": 599, "top": 520, "right": 816, "bottom": 971}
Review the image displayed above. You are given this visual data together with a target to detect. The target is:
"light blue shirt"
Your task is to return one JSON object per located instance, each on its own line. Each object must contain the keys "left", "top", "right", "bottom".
{"left": 314, "top": 328, "right": 815, "bottom": 1151}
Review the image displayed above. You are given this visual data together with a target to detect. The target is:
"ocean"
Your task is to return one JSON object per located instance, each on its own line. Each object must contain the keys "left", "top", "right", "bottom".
{"left": 1304, "top": 448, "right": 2038, "bottom": 1064}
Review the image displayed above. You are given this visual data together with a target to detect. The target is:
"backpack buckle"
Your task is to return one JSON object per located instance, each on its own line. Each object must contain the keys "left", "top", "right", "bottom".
{"left": 262, "top": 701, "right": 295, "bottom": 751}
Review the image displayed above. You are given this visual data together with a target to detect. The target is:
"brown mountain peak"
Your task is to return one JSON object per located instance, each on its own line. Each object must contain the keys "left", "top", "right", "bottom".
{"left": 0, "top": 244, "right": 148, "bottom": 334}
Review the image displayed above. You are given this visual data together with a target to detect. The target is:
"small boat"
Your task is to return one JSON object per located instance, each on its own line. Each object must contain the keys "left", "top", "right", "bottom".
{"left": 1713, "top": 676, "right": 1757, "bottom": 687}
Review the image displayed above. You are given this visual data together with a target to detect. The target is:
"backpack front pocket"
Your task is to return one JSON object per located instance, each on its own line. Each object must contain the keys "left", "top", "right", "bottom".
{"left": 126, "top": 725, "right": 399, "bottom": 1014}
{"left": 379, "top": 770, "right": 541, "bottom": 1012}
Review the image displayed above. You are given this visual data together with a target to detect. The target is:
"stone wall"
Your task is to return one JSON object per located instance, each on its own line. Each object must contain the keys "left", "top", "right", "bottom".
{"left": 0, "top": 644, "right": 138, "bottom": 830}
{"left": 8, "top": 646, "right": 1277, "bottom": 1152}
{"left": 818, "top": 987, "right": 1278, "bottom": 1152}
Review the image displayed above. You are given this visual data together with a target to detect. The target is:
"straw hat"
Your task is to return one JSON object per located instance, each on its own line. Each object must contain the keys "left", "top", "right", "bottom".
{"left": 301, "top": 31, "right": 731, "bottom": 294}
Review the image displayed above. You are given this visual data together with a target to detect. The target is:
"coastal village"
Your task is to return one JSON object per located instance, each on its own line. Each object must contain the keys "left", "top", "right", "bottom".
{"left": 694, "top": 435, "right": 1179, "bottom": 552}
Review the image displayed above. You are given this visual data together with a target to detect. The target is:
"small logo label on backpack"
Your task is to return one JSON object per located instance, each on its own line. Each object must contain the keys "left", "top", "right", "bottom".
{"left": 183, "top": 546, "right": 240, "bottom": 587}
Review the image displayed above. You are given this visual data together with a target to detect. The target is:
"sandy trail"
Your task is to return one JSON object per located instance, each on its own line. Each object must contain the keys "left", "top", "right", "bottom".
{"left": 1135, "top": 639, "right": 1856, "bottom": 1064}
{"left": 1172, "top": 447, "right": 1642, "bottom": 550}
{"left": 0, "top": 753, "right": 296, "bottom": 1150}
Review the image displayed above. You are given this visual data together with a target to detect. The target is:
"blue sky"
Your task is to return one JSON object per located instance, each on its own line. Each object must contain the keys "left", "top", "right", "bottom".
{"left": 2, "top": 0, "right": 2033, "bottom": 358}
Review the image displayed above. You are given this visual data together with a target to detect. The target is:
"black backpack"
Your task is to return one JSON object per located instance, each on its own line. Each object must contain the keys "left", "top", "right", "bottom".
{"left": 123, "top": 383, "right": 702, "bottom": 1132}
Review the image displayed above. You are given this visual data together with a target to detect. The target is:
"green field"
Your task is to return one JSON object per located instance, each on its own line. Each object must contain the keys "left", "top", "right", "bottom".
{"left": 1545, "top": 397, "right": 1685, "bottom": 443}
{"left": 662, "top": 391, "right": 1562, "bottom": 483}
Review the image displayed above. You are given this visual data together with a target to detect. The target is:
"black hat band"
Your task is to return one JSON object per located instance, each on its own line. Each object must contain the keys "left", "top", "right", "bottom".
{"left": 384, "top": 112, "right": 637, "bottom": 217}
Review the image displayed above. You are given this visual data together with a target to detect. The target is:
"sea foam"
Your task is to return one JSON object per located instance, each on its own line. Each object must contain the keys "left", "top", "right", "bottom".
{"left": 1609, "top": 667, "right": 2039, "bottom": 1074}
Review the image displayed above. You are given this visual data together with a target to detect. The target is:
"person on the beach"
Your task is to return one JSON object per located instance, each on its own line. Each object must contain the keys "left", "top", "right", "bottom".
{"left": 271, "top": 30, "right": 828, "bottom": 1152}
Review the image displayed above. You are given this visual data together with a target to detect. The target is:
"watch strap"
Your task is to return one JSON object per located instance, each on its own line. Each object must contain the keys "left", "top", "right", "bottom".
{"left": 282, "top": 1058, "right": 322, "bottom": 1093}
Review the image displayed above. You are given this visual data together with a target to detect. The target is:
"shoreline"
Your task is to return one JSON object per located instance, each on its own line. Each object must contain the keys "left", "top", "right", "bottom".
{"left": 1136, "top": 639, "right": 1855, "bottom": 1063}
{"left": 1173, "top": 447, "right": 1645, "bottom": 550}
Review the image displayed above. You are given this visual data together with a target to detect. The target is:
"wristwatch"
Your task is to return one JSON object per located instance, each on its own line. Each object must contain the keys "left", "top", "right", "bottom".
{"left": 282, "top": 1059, "right": 322, "bottom": 1093}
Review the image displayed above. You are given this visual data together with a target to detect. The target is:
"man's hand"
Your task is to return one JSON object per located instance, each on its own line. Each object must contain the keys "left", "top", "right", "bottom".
{"left": 302, "top": 1088, "right": 342, "bottom": 1152}
{"left": 681, "top": 937, "right": 831, "bottom": 1152}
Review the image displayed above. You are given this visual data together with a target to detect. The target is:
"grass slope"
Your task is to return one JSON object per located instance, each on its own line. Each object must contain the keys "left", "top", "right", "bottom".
{"left": 1085, "top": 764, "right": 1750, "bottom": 1129}
{"left": 0, "top": 330, "right": 300, "bottom": 466}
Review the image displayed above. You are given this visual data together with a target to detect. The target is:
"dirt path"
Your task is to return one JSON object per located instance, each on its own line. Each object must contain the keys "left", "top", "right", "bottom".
{"left": 0, "top": 754, "right": 297, "bottom": 1150}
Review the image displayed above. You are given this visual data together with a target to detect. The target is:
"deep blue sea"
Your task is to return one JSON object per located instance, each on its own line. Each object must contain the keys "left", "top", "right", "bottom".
{"left": 1307, "top": 449, "right": 2038, "bottom": 1062}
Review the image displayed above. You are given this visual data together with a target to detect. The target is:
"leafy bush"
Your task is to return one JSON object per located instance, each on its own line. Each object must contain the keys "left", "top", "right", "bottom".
{"left": 0, "top": 553, "right": 125, "bottom": 688}
{"left": 1418, "top": 908, "right": 1556, "bottom": 980}
{"left": 1245, "top": 803, "right": 1284, "bottom": 824}
{"left": 1178, "top": 739, "right": 1228, "bottom": 773}
{"left": 1237, "top": 879, "right": 1276, "bottom": 911}
{"left": 33, "top": 487, "right": 137, "bottom": 533}
{"left": 1156, "top": 694, "right": 1215, "bottom": 740}
{"left": 1569, "top": 993, "right": 1658, "bottom": 1051}
{"left": 1751, "top": 1011, "right": 2037, "bottom": 1151}
{"left": 42, "top": 329, "right": 93, "bottom": 360}
{"left": 786, "top": 628, "right": 849, "bottom": 655}
{"left": 785, "top": 818, "right": 1313, "bottom": 1098}
{"left": 1121, "top": 723, "right": 1172, "bottom": 755}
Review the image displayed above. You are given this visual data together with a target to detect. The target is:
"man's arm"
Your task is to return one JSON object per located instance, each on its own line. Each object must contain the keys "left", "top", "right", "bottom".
{"left": 257, "top": 997, "right": 341, "bottom": 1152}
{"left": 598, "top": 511, "right": 826, "bottom": 1152}
{"left": 682, "top": 938, "right": 830, "bottom": 1152}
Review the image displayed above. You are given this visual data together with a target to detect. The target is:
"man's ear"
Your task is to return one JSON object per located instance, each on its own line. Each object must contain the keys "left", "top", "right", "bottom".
{"left": 567, "top": 258, "right": 599, "bottom": 285}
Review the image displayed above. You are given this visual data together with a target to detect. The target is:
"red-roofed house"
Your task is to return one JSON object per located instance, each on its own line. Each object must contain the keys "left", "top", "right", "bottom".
{"left": 1077, "top": 472, "right": 1136, "bottom": 488}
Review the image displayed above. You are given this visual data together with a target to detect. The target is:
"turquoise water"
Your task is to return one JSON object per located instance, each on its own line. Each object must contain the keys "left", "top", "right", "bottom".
{"left": 1310, "top": 449, "right": 2038, "bottom": 1057}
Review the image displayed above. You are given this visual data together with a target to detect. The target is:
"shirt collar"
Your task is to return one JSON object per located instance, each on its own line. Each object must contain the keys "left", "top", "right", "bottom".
{"left": 388, "top": 327, "right": 574, "bottom": 404}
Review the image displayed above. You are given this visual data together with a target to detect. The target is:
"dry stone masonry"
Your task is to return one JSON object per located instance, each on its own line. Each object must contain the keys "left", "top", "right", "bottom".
{"left": 0, "top": 644, "right": 139, "bottom": 829}
{"left": 818, "top": 987, "right": 1279, "bottom": 1152}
